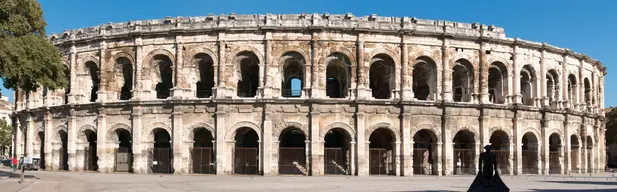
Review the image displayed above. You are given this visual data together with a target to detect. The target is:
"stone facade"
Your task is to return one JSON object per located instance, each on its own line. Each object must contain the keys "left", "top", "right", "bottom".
{"left": 12, "top": 13, "right": 606, "bottom": 176}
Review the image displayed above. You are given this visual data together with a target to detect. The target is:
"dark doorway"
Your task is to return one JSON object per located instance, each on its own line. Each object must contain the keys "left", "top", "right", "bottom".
{"left": 549, "top": 133, "right": 562, "bottom": 174}
{"left": 278, "top": 128, "right": 306, "bottom": 175}
{"left": 38, "top": 132, "right": 45, "bottom": 170}
{"left": 413, "top": 129, "right": 436, "bottom": 175}
{"left": 233, "top": 127, "right": 259, "bottom": 175}
{"left": 324, "top": 128, "right": 350, "bottom": 175}
{"left": 522, "top": 132, "right": 539, "bottom": 174}
{"left": 195, "top": 54, "right": 214, "bottom": 98}
{"left": 192, "top": 128, "right": 214, "bottom": 174}
{"left": 115, "top": 129, "right": 133, "bottom": 172}
{"left": 236, "top": 51, "right": 260, "bottom": 97}
{"left": 153, "top": 55, "right": 173, "bottom": 99}
{"left": 369, "top": 128, "right": 395, "bottom": 175}
{"left": 453, "top": 130, "right": 475, "bottom": 175}
{"left": 489, "top": 130, "right": 510, "bottom": 174}
{"left": 83, "top": 130, "right": 98, "bottom": 171}
{"left": 59, "top": 130, "right": 68, "bottom": 171}
{"left": 150, "top": 128, "right": 172, "bottom": 174}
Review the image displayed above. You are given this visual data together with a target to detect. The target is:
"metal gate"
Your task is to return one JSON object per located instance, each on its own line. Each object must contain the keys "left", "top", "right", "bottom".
{"left": 115, "top": 147, "right": 132, "bottom": 172}
{"left": 325, "top": 148, "right": 347, "bottom": 175}
{"left": 149, "top": 148, "right": 173, "bottom": 174}
{"left": 191, "top": 147, "right": 214, "bottom": 174}
{"left": 279, "top": 147, "right": 306, "bottom": 175}
{"left": 493, "top": 149, "right": 509, "bottom": 174}
{"left": 370, "top": 148, "right": 392, "bottom": 175}
{"left": 521, "top": 149, "right": 538, "bottom": 174}
{"left": 59, "top": 148, "right": 68, "bottom": 171}
{"left": 453, "top": 149, "right": 474, "bottom": 174}
{"left": 234, "top": 147, "right": 259, "bottom": 175}
{"left": 84, "top": 147, "right": 97, "bottom": 171}
{"left": 549, "top": 151, "right": 560, "bottom": 174}
{"left": 413, "top": 148, "right": 431, "bottom": 175}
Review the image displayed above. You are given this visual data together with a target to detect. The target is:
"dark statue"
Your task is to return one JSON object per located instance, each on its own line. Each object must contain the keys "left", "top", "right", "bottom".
{"left": 467, "top": 145, "right": 510, "bottom": 192}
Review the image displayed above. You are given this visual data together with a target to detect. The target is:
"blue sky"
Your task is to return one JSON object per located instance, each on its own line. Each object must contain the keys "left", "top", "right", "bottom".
{"left": 6, "top": 0, "right": 612, "bottom": 106}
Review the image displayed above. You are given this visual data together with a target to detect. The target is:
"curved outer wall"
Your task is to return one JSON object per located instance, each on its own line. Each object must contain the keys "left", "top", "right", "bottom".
{"left": 12, "top": 13, "right": 606, "bottom": 176}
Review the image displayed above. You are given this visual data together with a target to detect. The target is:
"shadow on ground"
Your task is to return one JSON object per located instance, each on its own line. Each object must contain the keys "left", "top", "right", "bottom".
{"left": 541, "top": 180, "right": 617, "bottom": 186}
{"left": 534, "top": 189, "right": 617, "bottom": 192}
{"left": 1, "top": 160, "right": 10, "bottom": 167}
{"left": 0, "top": 169, "right": 38, "bottom": 179}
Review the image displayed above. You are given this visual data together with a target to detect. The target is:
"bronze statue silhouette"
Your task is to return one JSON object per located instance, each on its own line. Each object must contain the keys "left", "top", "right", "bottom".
{"left": 468, "top": 145, "right": 510, "bottom": 192}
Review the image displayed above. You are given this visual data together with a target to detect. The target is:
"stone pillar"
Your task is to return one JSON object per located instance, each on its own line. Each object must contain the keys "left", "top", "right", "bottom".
{"left": 512, "top": 45, "right": 522, "bottom": 104}
{"left": 67, "top": 46, "right": 77, "bottom": 104}
{"left": 508, "top": 143, "right": 514, "bottom": 175}
{"left": 25, "top": 114, "right": 34, "bottom": 157}
{"left": 131, "top": 106, "right": 144, "bottom": 174}
{"left": 400, "top": 41, "right": 412, "bottom": 100}
{"left": 133, "top": 37, "right": 144, "bottom": 100}
{"left": 401, "top": 111, "right": 412, "bottom": 176}
{"left": 356, "top": 38, "right": 370, "bottom": 100}
{"left": 560, "top": 144, "right": 565, "bottom": 174}
{"left": 435, "top": 142, "right": 443, "bottom": 176}
{"left": 346, "top": 140, "right": 355, "bottom": 175}
{"left": 541, "top": 49, "right": 550, "bottom": 106}
{"left": 581, "top": 135, "right": 587, "bottom": 173}
{"left": 44, "top": 111, "right": 53, "bottom": 170}
{"left": 172, "top": 105, "right": 184, "bottom": 174}
{"left": 356, "top": 112, "right": 367, "bottom": 176}
{"left": 395, "top": 141, "right": 402, "bottom": 176}
{"left": 262, "top": 34, "right": 273, "bottom": 98}
{"left": 474, "top": 143, "right": 481, "bottom": 173}
{"left": 479, "top": 43, "right": 489, "bottom": 103}
{"left": 67, "top": 109, "right": 77, "bottom": 170}
{"left": 442, "top": 38, "right": 452, "bottom": 102}
{"left": 310, "top": 111, "right": 322, "bottom": 176}
{"left": 96, "top": 109, "right": 109, "bottom": 172}
{"left": 97, "top": 41, "right": 108, "bottom": 102}
{"left": 215, "top": 110, "right": 227, "bottom": 175}
{"left": 542, "top": 121, "right": 549, "bottom": 175}
{"left": 442, "top": 109, "right": 453, "bottom": 176}
{"left": 14, "top": 120, "right": 23, "bottom": 159}
{"left": 171, "top": 38, "right": 184, "bottom": 99}
{"left": 263, "top": 114, "right": 273, "bottom": 175}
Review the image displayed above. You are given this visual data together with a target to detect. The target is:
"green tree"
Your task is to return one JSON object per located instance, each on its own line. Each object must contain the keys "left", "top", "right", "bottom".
{"left": 0, "top": 119, "right": 10, "bottom": 158}
{"left": 606, "top": 108, "right": 617, "bottom": 145}
{"left": 0, "top": 0, "right": 67, "bottom": 94}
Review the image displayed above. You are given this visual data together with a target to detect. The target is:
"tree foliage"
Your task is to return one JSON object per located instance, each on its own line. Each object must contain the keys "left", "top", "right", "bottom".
{"left": 606, "top": 108, "right": 617, "bottom": 145}
{"left": 0, "top": 119, "right": 10, "bottom": 149}
{"left": 0, "top": 0, "right": 67, "bottom": 93}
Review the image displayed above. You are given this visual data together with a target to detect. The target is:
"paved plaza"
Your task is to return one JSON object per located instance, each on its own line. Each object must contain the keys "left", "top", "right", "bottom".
{"left": 0, "top": 168, "right": 616, "bottom": 192}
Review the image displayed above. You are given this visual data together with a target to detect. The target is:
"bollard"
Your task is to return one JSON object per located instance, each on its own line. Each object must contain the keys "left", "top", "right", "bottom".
{"left": 19, "top": 166, "right": 24, "bottom": 184}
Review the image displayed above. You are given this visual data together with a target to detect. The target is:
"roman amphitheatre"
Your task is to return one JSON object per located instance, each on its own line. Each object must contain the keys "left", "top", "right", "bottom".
{"left": 11, "top": 13, "right": 605, "bottom": 176}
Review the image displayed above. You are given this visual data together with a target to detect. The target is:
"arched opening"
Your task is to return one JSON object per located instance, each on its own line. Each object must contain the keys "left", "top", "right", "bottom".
{"left": 38, "top": 132, "right": 45, "bottom": 170}
{"left": 281, "top": 52, "right": 305, "bottom": 97}
{"left": 570, "top": 135, "right": 580, "bottom": 173}
{"left": 63, "top": 65, "right": 70, "bottom": 104}
{"left": 584, "top": 78, "right": 591, "bottom": 110}
{"left": 521, "top": 132, "right": 539, "bottom": 174}
{"left": 546, "top": 70, "right": 560, "bottom": 107}
{"left": 488, "top": 62, "right": 508, "bottom": 104}
{"left": 549, "top": 133, "right": 562, "bottom": 174}
{"left": 413, "top": 56, "right": 437, "bottom": 100}
{"left": 191, "top": 128, "right": 214, "bottom": 174}
{"left": 83, "top": 129, "right": 98, "bottom": 171}
{"left": 369, "top": 54, "right": 395, "bottom": 99}
{"left": 114, "top": 129, "right": 132, "bottom": 172}
{"left": 452, "top": 59, "right": 474, "bottom": 102}
{"left": 520, "top": 65, "right": 537, "bottom": 106}
{"left": 85, "top": 61, "right": 99, "bottom": 102}
{"left": 586, "top": 136, "right": 593, "bottom": 171}
{"left": 413, "top": 129, "right": 437, "bottom": 175}
{"left": 567, "top": 74, "right": 577, "bottom": 108}
{"left": 150, "top": 128, "right": 172, "bottom": 174}
{"left": 369, "top": 128, "right": 395, "bottom": 175}
{"left": 153, "top": 55, "right": 173, "bottom": 99}
{"left": 453, "top": 130, "right": 476, "bottom": 175}
{"left": 233, "top": 127, "right": 259, "bottom": 175}
{"left": 324, "top": 128, "right": 351, "bottom": 175}
{"left": 117, "top": 57, "right": 133, "bottom": 100}
{"left": 236, "top": 51, "right": 260, "bottom": 97}
{"left": 325, "top": 53, "right": 351, "bottom": 98}
{"left": 278, "top": 127, "right": 306, "bottom": 175}
{"left": 195, "top": 54, "right": 215, "bottom": 98}
{"left": 58, "top": 130, "right": 68, "bottom": 171}
{"left": 489, "top": 130, "right": 510, "bottom": 174}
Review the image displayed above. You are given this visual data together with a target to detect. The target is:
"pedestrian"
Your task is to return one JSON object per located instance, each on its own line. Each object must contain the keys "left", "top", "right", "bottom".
{"left": 12, "top": 156, "right": 17, "bottom": 172}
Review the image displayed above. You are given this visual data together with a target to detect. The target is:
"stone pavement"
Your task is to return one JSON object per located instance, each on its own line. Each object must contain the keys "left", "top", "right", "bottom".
{"left": 0, "top": 168, "right": 616, "bottom": 192}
